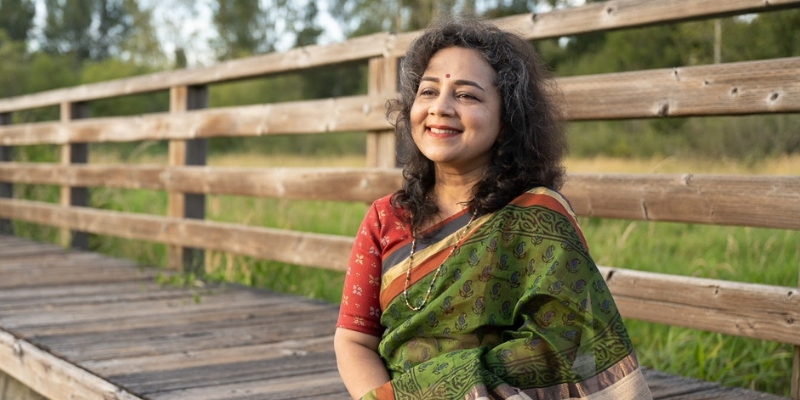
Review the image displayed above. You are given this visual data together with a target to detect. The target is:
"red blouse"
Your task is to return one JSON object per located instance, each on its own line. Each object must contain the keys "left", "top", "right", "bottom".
{"left": 336, "top": 195, "right": 411, "bottom": 337}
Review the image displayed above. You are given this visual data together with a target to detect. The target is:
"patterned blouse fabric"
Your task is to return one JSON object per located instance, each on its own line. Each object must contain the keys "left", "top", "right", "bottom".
{"left": 338, "top": 188, "right": 652, "bottom": 399}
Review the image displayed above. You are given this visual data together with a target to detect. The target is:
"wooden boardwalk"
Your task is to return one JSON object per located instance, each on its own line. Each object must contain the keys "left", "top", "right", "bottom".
{"left": 0, "top": 234, "right": 788, "bottom": 400}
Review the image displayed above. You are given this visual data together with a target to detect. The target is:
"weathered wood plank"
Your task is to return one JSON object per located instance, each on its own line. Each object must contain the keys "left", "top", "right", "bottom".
{"left": 0, "top": 250, "right": 125, "bottom": 267}
{"left": 642, "top": 368, "right": 787, "bottom": 400}
{"left": 366, "top": 56, "right": 398, "bottom": 168}
{"left": 0, "top": 264, "right": 158, "bottom": 289}
{"left": 0, "top": 244, "right": 67, "bottom": 259}
{"left": 493, "top": 0, "right": 800, "bottom": 41}
{"left": 0, "top": 330, "right": 143, "bottom": 400}
{"left": 0, "top": 369, "right": 48, "bottom": 400}
{"left": 17, "top": 301, "right": 331, "bottom": 338}
{"left": 81, "top": 336, "right": 335, "bottom": 376}
{"left": 0, "top": 293, "right": 285, "bottom": 328}
{"left": 0, "top": 281, "right": 194, "bottom": 311}
{"left": 3, "top": 165, "right": 799, "bottom": 230}
{"left": 0, "top": 198, "right": 353, "bottom": 271}
{"left": 0, "top": 163, "right": 402, "bottom": 203}
{"left": 561, "top": 57, "right": 800, "bottom": 120}
{"left": 146, "top": 370, "right": 349, "bottom": 400}
{"left": 600, "top": 266, "right": 800, "bottom": 346}
{"left": 114, "top": 352, "right": 339, "bottom": 394}
{"left": 0, "top": 95, "right": 391, "bottom": 146}
{"left": 43, "top": 312, "right": 337, "bottom": 362}
{"left": 563, "top": 173, "right": 800, "bottom": 230}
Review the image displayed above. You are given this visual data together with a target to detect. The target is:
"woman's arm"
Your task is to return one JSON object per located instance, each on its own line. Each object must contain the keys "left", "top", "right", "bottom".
{"left": 334, "top": 327, "right": 390, "bottom": 399}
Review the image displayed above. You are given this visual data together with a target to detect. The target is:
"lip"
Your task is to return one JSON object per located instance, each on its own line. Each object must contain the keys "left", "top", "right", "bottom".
{"left": 426, "top": 124, "right": 463, "bottom": 137}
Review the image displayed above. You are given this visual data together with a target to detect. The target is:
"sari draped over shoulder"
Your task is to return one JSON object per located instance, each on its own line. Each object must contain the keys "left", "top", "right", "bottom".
{"left": 364, "top": 188, "right": 652, "bottom": 400}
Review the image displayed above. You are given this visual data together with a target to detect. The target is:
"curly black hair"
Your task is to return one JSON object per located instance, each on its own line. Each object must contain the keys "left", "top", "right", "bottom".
{"left": 388, "top": 16, "right": 567, "bottom": 235}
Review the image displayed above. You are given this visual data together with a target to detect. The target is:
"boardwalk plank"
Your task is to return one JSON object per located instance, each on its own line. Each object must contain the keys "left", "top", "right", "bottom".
{"left": 32, "top": 306, "right": 336, "bottom": 348}
{"left": 14, "top": 300, "right": 328, "bottom": 337}
{"left": 81, "top": 336, "right": 335, "bottom": 376}
{"left": 642, "top": 369, "right": 787, "bottom": 399}
{"left": 0, "top": 291, "right": 275, "bottom": 324}
{"left": 114, "top": 352, "right": 339, "bottom": 394}
{"left": 48, "top": 319, "right": 338, "bottom": 363}
{"left": 147, "top": 370, "right": 350, "bottom": 400}
{"left": 0, "top": 281, "right": 195, "bottom": 310}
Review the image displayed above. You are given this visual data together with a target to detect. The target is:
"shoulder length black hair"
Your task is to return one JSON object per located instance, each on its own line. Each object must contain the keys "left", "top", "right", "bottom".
{"left": 389, "top": 16, "right": 567, "bottom": 234}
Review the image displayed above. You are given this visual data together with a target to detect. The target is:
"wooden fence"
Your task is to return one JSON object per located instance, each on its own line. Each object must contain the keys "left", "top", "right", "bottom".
{"left": 1, "top": 0, "right": 799, "bottom": 397}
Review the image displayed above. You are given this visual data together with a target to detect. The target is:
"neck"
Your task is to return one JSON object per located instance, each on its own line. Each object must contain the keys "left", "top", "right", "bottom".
{"left": 432, "top": 163, "right": 485, "bottom": 217}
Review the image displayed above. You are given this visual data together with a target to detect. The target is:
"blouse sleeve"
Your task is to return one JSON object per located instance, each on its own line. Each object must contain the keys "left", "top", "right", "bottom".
{"left": 336, "top": 201, "right": 385, "bottom": 337}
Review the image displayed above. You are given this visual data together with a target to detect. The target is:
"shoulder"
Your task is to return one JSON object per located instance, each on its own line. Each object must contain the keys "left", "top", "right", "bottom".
{"left": 511, "top": 186, "right": 588, "bottom": 249}
{"left": 511, "top": 187, "right": 577, "bottom": 218}
{"left": 371, "top": 193, "right": 395, "bottom": 211}
{"left": 366, "top": 193, "right": 403, "bottom": 225}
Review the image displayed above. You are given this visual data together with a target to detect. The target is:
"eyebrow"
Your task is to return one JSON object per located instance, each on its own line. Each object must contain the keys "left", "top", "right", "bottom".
{"left": 420, "top": 76, "right": 485, "bottom": 92}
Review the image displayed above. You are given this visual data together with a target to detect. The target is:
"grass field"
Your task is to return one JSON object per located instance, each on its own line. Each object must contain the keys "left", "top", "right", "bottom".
{"left": 12, "top": 153, "right": 800, "bottom": 396}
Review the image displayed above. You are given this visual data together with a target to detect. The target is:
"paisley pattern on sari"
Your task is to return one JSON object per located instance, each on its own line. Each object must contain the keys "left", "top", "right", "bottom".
{"left": 364, "top": 188, "right": 652, "bottom": 400}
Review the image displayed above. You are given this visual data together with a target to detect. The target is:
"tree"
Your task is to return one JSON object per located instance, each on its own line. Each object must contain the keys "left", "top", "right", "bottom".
{"left": 40, "top": 0, "right": 135, "bottom": 62}
{"left": 211, "top": 0, "right": 289, "bottom": 60}
{"left": 0, "top": 0, "right": 36, "bottom": 42}
{"left": 117, "top": 0, "right": 166, "bottom": 67}
{"left": 293, "top": 1, "right": 323, "bottom": 48}
{"left": 0, "top": 30, "right": 29, "bottom": 97}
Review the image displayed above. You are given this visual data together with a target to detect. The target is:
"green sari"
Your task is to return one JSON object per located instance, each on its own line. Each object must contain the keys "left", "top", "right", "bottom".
{"left": 366, "top": 188, "right": 651, "bottom": 400}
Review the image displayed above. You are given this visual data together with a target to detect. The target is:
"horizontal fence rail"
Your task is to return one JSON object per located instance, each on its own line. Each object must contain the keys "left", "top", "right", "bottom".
{"left": 493, "top": 0, "right": 800, "bottom": 41}
{"left": 0, "top": 198, "right": 353, "bottom": 271}
{"left": 561, "top": 57, "right": 800, "bottom": 120}
{"left": 2, "top": 57, "right": 798, "bottom": 146}
{"left": 562, "top": 173, "right": 800, "bottom": 229}
{"left": 1, "top": 164, "right": 798, "bottom": 230}
{"left": 1, "top": 0, "right": 798, "bottom": 114}
{"left": 0, "top": 95, "right": 391, "bottom": 146}
{"left": 599, "top": 266, "right": 800, "bottom": 346}
{"left": 0, "top": 163, "right": 402, "bottom": 203}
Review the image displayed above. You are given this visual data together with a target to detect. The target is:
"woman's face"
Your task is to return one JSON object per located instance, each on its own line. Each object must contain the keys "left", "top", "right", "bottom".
{"left": 410, "top": 46, "right": 502, "bottom": 174}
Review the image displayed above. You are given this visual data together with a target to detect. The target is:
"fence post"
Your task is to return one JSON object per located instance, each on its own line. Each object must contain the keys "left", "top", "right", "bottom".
{"left": 0, "top": 112, "right": 12, "bottom": 235}
{"left": 59, "top": 102, "right": 89, "bottom": 250}
{"left": 366, "top": 56, "right": 399, "bottom": 168}
{"left": 793, "top": 258, "right": 800, "bottom": 399}
{"left": 168, "top": 85, "right": 207, "bottom": 275}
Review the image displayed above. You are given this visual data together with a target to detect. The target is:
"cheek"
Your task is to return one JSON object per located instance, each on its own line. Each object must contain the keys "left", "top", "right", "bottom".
{"left": 409, "top": 104, "right": 427, "bottom": 129}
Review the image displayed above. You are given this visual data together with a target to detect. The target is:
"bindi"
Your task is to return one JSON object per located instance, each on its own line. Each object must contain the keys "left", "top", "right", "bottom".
{"left": 445, "top": 74, "right": 450, "bottom": 78}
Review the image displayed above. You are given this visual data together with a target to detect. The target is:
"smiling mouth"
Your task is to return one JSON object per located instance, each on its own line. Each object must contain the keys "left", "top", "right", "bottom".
{"left": 428, "top": 126, "right": 462, "bottom": 135}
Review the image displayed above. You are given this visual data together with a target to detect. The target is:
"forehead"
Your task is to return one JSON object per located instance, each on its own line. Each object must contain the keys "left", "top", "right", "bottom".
{"left": 423, "top": 47, "right": 496, "bottom": 84}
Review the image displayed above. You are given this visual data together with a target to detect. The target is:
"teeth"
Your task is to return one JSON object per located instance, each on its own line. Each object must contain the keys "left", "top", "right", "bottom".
{"left": 430, "top": 127, "right": 460, "bottom": 135}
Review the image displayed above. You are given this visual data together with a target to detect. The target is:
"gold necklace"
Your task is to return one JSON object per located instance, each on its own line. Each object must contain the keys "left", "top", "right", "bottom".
{"left": 403, "top": 210, "right": 477, "bottom": 311}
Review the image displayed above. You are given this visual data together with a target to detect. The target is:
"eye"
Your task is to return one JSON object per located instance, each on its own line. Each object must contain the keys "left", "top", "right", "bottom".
{"left": 418, "top": 88, "right": 437, "bottom": 97}
{"left": 456, "top": 92, "right": 479, "bottom": 101}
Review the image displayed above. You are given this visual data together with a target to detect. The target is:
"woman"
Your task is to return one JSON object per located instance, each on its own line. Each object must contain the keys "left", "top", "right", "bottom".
{"left": 335, "top": 17, "right": 652, "bottom": 400}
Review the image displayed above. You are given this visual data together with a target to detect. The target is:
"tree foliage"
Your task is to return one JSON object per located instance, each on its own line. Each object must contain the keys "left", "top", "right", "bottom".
{"left": 40, "top": 0, "right": 135, "bottom": 63}
{"left": 0, "top": 0, "right": 36, "bottom": 41}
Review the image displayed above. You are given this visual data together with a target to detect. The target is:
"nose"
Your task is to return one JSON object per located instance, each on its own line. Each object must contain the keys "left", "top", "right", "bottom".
{"left": 428, "top": 93, "right": 454, "bottom": 116}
